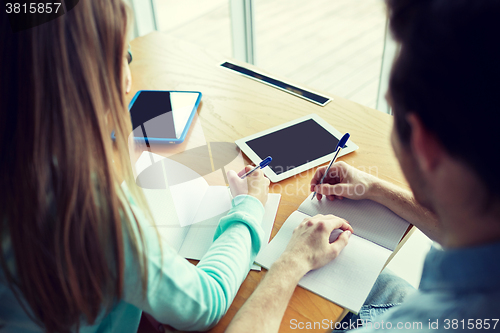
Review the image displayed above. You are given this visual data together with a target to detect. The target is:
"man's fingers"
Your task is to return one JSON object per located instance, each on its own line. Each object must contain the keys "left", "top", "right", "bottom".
{"left": 315, "top": 183, "right": 350, "bottom": 197}
{"left": 308, "top": 214, "right": 352, "bottom": 234}
{"left": 310, "top": 166, "right": 327, "bottom": 186}
{"left": 310, "top": 162, "right": 349, "bottom": 190}
{"left": 329, "top": 230, "right": 351, "bottom": 258}
{"left": 312, "top": 213, "right": 354, "bottom": 233}
{"left": 302, "top": 215, "right": 353, "bottom": 236}
{"left": 300, "top": 214, "right": 324, "bottom": 226}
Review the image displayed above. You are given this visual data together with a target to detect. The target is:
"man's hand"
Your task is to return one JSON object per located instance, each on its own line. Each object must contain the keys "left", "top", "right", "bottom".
{"left": 227, "top": 166, "right": 270, "bottom": 207}
{"left": 310, "top": 161, "right": 379, "bottom": 201}
{"left": 226, "top": 214, "right": 353, "bottom": 333}
{"left": 277, "top": 214, "right": 354, "bottom": 276}
{"left": 311, "top": 162, "right": 442, "bottom": 242}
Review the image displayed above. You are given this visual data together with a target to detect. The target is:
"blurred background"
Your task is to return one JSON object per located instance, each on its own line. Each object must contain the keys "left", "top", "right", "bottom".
{"left": 156, "top": 0, "right": 386, "bottom": 109}
{"left": 125, "top": 0, "right": 396, "bottom": 113}
{"left": 125, "top": 0, "right": 432, "bottom": 289}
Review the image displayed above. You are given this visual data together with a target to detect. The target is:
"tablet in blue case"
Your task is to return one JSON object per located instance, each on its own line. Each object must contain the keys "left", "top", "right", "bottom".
{"left": 113, "top": 90, "right": 202, "bottom": 144}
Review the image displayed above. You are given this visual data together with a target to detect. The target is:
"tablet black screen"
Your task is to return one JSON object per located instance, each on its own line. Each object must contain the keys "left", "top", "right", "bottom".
{"left": 246, "top": 119, "right": 340, "bottom": 175}
{"left": 130, "top": 91, "right": 176, "bottom": 140}
{"left": 129, "top": 91, "right": 200, "bottom": 141}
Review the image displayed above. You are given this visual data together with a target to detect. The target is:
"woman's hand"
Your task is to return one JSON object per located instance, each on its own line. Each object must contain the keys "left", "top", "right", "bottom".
{"left": 277, "top": 214, "right": 354, "bottom": 276}
{"left": 227, "top": 166, "right": 270, "bottom": 206}
{"left": 310, "top": 161, "right": 379, "bottom": 201}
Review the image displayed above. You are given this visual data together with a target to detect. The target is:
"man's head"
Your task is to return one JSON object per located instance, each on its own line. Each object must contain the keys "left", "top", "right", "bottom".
{"left": 386, "top": 0, "right": 500, "bottom": 242}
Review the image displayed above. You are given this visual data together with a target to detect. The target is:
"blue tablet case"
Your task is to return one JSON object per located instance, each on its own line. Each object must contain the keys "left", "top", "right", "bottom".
{"left": 112, "top": 90, "right": 202, "bottom": 144}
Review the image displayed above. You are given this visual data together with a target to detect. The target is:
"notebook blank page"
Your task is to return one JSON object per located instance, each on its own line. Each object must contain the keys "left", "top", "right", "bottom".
{"left": 169, "top": 177, "right": 209, "bottom": 227}
{"left": 191, "top": 186, "right": 232, "bottom": 225}
{"left": 300, "top": 234, "right": 391, "bottom": 313}
{"left": 255, "top": 210, "right": 392, "bottom": 313}
{"left": 180, "top": 194, "right": 281, "bottom": 270}
{"left": 135, "top": 151, "right": 211, "bottom": 227}
{"left": 178, "top": 212, "right": 224, "bottom": 260}
{"left": 142, "top": 187, "right": 190, "bottom": 252}
{"left": 299, "top": 194, "right": 409, "bottom": 250}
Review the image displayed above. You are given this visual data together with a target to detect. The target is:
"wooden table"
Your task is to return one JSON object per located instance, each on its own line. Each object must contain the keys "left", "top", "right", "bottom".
{"left": 129, "top": 32, "right": 410, "bottom": 333}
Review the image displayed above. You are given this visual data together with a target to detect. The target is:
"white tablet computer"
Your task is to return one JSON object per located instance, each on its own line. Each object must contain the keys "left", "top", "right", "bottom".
{"left": 235, "top": 114, "right": 359, "bottom": 182}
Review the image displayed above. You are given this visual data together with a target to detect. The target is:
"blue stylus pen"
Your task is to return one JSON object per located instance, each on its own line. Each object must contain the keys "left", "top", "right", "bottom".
{"left": 311, "top": 133, "right": 350, "bottom": 200}
{"left": 240, "top": 156, "right": 272, "bottom": 179}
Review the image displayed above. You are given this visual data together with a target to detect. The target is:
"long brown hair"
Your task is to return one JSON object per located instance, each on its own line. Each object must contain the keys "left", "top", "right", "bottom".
{"left": 0, "top": 1, "right": 149, "bottom": 332}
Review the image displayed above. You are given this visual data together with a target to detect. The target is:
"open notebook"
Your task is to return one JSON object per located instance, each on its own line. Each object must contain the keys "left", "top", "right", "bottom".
{"left": 135, "top": 151, "right": 281, "bottom": 270}
{"left": 255, "top": 193, "right": 410, "bottom": 313}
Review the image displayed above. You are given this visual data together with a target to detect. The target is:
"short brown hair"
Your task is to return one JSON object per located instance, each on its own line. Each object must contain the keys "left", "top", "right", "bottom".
{"left": 387, "top": 0, "right": 500, "bottom": 198}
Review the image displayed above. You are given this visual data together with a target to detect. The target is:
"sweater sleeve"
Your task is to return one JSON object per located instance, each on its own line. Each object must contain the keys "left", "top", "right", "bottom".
{"left": 121, "top": 192, "right": 265, "bottom": 331}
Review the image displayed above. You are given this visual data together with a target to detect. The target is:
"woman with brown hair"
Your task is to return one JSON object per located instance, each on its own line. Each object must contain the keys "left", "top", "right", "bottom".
{"left": 0, "top": 1, "right": 269, "bottom": 332}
